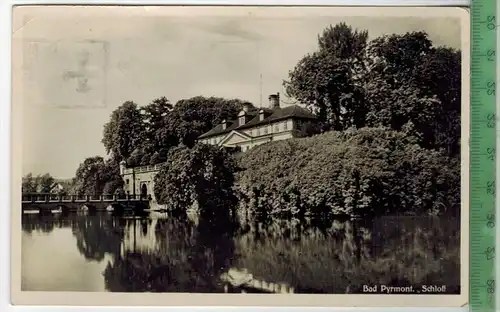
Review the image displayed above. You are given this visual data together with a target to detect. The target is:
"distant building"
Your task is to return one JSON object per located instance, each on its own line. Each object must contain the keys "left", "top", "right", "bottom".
{"left": 197, "top": 93, "right": 317, "bottom": 151}
{"left": 34, "top": 181, "right": 68, "bottom": 194}
{"left": 49, "top": 182, "right": 65, "bottom": 194}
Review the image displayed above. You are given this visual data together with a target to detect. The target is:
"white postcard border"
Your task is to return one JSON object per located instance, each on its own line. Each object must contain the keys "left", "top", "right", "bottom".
{"left": 7, "top": 4, "right": 470, "bottom": 308}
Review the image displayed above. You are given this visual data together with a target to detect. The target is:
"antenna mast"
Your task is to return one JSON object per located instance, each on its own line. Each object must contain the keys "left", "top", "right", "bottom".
{"left": 259, "top": 73, "right": 263, "bottom": 108}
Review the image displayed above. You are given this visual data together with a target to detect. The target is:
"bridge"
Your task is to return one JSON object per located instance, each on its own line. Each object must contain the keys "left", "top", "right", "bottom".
{"left": 21, "top": 193, "right": 151, "bottom": 215}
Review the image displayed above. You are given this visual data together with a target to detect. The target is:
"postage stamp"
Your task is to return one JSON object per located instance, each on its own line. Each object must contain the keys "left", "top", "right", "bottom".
{"left": 10, "top": 5, "right": 470, "bottom": 308}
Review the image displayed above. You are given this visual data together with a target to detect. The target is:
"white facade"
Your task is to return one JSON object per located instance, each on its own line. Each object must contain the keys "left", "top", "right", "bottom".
{"left": 199, "top": 119, "right": 295, "bottom": 151}
{"left": 120, "top": 162, "right": 163, "bottom": 200}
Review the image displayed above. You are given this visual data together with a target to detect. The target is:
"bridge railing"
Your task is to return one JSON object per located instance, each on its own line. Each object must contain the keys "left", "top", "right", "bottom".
{"left": 102, "top": 194, "right": 115, "bottom": 201}
{"left": 122, "top": 162, "right": 166, "bottom": 175}
{"left": 22, "top": 193, "right": 151, "bottom": 203}
{"left": 60, "top": 195, "right": 72, "bottom": 201}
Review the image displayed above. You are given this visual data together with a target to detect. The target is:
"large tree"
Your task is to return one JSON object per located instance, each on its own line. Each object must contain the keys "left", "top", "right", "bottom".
{"left": 102, "top": 101, "right": 146, "bottom": 161}
{"left": 284, "top": 23, "right": 369, "bottom": 131}
{"left": 73, "top": 156, "right": 123, "bottom": 195}
{"left": 73, "top": 157, "right": 107, "bottom": 195}
{"left": 166, "top": 96, "right": 255, "bottom": 147}
{"left": 141, "top": 97, "right": 176, "bottom": 155}
{"left": 21, "top": 173, "right": 37, "bottom": 193}
{"left": 36, "top": 173, "right": 55, "bottom": 193}
{"left": 284, "top": 25, "right": 461, "bottom": 157}
{"left": 363, "top": 32, "right": 461, "bottom": 156}
{"left": 154, "top": 144, "right": 238, "bottom": 219}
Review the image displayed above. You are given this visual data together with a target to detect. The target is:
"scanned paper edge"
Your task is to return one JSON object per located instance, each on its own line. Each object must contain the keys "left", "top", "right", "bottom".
{"left": 9, "top": 5, "right": 470, "bottom": 307}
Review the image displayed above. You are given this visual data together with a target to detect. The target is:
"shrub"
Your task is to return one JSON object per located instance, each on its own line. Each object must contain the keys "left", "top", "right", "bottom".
{"left": 237, "top": 127, "right": 460, "bottom": 217}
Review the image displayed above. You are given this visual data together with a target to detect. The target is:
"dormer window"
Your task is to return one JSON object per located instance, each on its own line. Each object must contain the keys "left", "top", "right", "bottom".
{"left": 238, "top": 110, "right": 247, "bottom": 126}
{"left": 221, "top": 119, "right": 227, "bottom": 130}
{"left": 259, "top": 109, "right": 265, "bottom": 121}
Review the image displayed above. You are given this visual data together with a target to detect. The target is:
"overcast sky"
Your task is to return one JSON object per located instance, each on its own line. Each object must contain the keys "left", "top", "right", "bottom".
{"left": 13, "top": 6, "right": 464, "bottom": 178}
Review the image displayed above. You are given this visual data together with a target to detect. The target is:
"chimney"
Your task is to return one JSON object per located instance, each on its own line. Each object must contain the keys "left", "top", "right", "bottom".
{"left": 221, "top": 119, "right": 227, "bottom": 130}
{"left": 269, "top": 93, "right": 280, "bottom": 109}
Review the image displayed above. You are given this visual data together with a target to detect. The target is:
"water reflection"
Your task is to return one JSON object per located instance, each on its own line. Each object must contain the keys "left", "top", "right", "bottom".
{"left": 21, "top": 212, "right": 460, "bottom": 294}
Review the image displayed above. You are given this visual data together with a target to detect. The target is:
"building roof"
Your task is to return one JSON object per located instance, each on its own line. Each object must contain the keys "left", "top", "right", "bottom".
{"left": 198, "top": 105, "right": 316, "bottom": 139}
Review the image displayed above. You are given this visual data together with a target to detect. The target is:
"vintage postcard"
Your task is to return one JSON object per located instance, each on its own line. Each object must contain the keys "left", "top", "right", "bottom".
{"left": 11, "top": 5, "right": 470, "bottom": 307}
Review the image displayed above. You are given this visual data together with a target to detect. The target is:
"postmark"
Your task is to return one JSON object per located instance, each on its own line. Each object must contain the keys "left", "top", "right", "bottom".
{"left": 22, "top": 39, "right": 108, "bottom": 109}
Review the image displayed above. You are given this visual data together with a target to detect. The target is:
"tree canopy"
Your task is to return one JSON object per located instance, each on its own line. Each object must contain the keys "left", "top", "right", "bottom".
{"left": 284, "top": 23, "right": 368, "bottom": 131}
{"left": 153, "top": 144, "right": 238, "bottom": 219}
{"left": 165, "top": 96, "right": 255, "bottom": 148}
{"left": 21, "top": 173, "right": 55, "bottom": 194}
{"left": 103, "top": 96, "right": 254, "bottom": 167}
{"left": 102, "top": 101, "right": 145, "bottom": 161}
{"left": 284, "top": 25, "right": 461, "bottom": 157}
{"left": 73, "top": 156, "right": 124, "bottom": 195}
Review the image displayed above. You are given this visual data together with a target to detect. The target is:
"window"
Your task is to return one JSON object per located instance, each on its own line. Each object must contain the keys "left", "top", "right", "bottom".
{"left": 242, "top": 146, "right": 247, "bottom": 152}
{"left": 263, "top": 127, "right": 267, "bottom": 134}
{"left": 126, "top": 179, "right": 129, "bottom": 185}
{"left": 284, "top": 122, "right": 288, "bottom": 130}
{"left": 239, "top": 116, "right": 245, "bottom": 125}
{"left": 274, "top": 124, "right": 279, "bottom": 132}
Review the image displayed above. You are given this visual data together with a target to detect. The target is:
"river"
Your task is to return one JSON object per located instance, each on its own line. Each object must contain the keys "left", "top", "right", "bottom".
{"left": 21, "top": 210, "right": 460, "bottom": 294}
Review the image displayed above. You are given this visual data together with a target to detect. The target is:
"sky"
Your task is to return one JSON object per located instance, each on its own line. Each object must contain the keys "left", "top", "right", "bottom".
{"left": 13, "top": 6, "right": 464, "bottom": 178}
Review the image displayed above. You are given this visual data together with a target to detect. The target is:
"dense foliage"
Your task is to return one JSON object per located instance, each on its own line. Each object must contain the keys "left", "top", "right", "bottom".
{"left": 165, "top": 97, "right": 254, "bottom": 148}
{"left": 237, "top": 128, "right": 460, "bottom": 217}
{"left": 72, "top": 156, "right": 124, "bottom": 196}
{"left": 284, "top": 25, "right": 461, "bottom": 157}
{"left": 103, "top": 96, "right": 255, "bottom": 167}
{"left": 284, "top": 23, "right": 368, "bottom": 132}
{"left": 153, "top": 144, "right": 239, "bottom": 218}
{"left": 102, "top": 101, "right": 145, "bottom": 161}
{"left": 22, "top": 173, "right": 56, "bottom": 194}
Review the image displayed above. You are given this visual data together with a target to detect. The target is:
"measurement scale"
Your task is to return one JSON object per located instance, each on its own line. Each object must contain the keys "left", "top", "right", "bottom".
{"left": 470, "top": 0, "right": 498, "bottom": 310}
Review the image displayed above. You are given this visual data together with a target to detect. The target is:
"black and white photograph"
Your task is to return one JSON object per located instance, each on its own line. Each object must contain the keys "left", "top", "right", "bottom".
{"left": 11, "top": 5, "right": 469, "bottom": 307}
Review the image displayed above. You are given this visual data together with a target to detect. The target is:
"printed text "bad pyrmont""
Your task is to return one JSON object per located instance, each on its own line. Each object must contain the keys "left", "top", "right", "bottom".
{"left": 362, "top": 285, "right": 447, "bottom": 294}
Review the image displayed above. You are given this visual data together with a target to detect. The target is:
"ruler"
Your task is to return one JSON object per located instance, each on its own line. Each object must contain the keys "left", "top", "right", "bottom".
{"left": 470, "top": 0, "right": 498, "bottom": 310}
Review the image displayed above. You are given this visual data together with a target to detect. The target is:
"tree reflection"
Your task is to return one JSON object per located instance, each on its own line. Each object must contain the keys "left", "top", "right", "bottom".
{"left": 71, "top": 214, "right": 126, "bottom": 262}
{"left": 22, "top": 214, "right": 68, "bottom": 235}
{"left": 103, "top": 215, "right": 237, "bottom": 292}
{"left": 231, "top": 215, "right": 460, "bottom": 294}
{"left": 22, "top": 210, "right": 460, "bottom": 294}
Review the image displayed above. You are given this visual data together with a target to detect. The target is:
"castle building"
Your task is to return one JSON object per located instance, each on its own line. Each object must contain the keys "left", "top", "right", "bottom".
{"left": 119, "top": 93, "right": 317, "bottom": 200}
{"left": 197, "top": 93, "right": 317, "bottom": 151}
{"left": 119, "top": 161, "right": 163, "bottom": 201}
